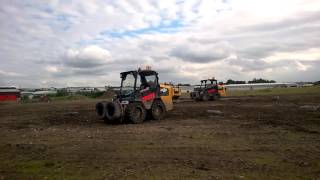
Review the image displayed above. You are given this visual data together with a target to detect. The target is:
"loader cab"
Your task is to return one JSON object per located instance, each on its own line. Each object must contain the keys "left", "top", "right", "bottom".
{"left": 206, "top": 79, "right": 219, "bottom": 90}
{"left": 119, "top": 70, "right": 160, "bottom": 101}
{"left": 200, "top": 80, "right": 207, "bottom": 88}
{"left": 200, "top": 79, "right": 218, "bottom": 89}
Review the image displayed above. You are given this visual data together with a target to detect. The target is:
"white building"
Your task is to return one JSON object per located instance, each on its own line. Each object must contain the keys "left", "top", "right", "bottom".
{"left": 224, "top": 83, "right": 298, "bottom": 91}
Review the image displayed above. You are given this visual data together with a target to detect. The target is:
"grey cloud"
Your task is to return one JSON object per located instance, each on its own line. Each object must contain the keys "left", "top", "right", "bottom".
{"left": 64, "top": 58, "right": 105, "bottom": 68}
{"left": 236, "top": 44, "right": 279, "bottom": 59}
{"left": 230, "top": 13, "right": 320, "bottom": 59}
{"left": 156, "top": 67, "right": 198, "bottom": 84}
{"left": 190, "top": 11, "right": 320, "bottom": 60}
{"left": 170, "top": 42, "right": 230, "bottom": 63}
{"left": 241, "top": 11, "right": 320, "bottom": 32}
{"left": 228, "top": 58, "right": 274, "bottom": 72}
{"left": 63, "top": 45, "right": 112, "bottom": 68}
{"left": 50, "top": 66, "right": 108, "bottom": 78}
{"left": 54, "top": 57, "right": 148, "bottom": 78}
{"left": 228, "top": 57, "right": 320, "bottom": 76}
{"left": 71, "top": 68, "right": 107, "bottom": 76}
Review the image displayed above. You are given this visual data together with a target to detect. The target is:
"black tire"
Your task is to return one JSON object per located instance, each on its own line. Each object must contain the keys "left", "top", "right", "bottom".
{"left": 126, "top": 102, "right": 146, "bottom": 124}
{"left": 151, "top": 100, "right": 166, "bottom": 120}
{"left": 209, "top": 94, "right": 215, "bottom": 101}
{"left": 190, "top": 92, "right": 194, "bottom": 99}
{"left": 96, "top": 101, "right": 106, "bottom": 119}
{"left": 173, "top": 96, "right": 179, "bottom": 100}
{"left": 215, "top": 93, "right": 221, "bottom": 100}
{"left": 202, "top": 93, "right": 209, "bottom": 101}
{"left": 105, "top": 102, "right": 122, "bottom": 123}
{"left": 196, "top": 96, "right": 202, "bottom": 101}
{"left": 210, "top": 93, "right": 220, "bottom": 101}
{"left": 194, "top": 92, "right": 201, "bottom": 101}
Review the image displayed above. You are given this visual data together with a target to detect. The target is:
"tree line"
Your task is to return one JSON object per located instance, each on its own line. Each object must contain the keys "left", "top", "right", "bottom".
{"left": 226, "top": 78, "right": 276, "bottom": 85}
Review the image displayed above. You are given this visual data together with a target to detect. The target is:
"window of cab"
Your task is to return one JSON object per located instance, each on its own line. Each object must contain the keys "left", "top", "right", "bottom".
{"left": 160, "top": 87, "right": 169, "bottom": 96}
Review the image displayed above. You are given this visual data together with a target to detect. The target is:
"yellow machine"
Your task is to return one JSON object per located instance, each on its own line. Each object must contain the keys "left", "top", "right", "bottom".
{"left": 160, "top": 83, "right": 181, "bottom": 100}
{"left": 218, "top": 84, "right": 227, "bottom": 97}
{"left": 173, "top": 85, "right": 182, "bottom": 99}
{"left": 160, "top": 84, "right": 173, "bottom": 111}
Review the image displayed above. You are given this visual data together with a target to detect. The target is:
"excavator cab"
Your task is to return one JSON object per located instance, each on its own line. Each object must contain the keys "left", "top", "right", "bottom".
{"left": 96, "top": 69, "right": 173, "bottom": 124}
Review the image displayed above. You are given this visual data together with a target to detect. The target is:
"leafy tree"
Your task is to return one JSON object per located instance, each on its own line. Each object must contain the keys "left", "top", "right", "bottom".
{"left": 56, "top": 89, "right": 68, "bottom": 97}
{"left": 77, "top": 91, "right": 104, "bottom": 98}
{"left": 314, "top": 81, "right": 320, "bottom": 85}
{"left": 177, "top": 83, "right": 191, "bottom": 86}
{"left": 248, "top": 78, "right": 276, "bottom": 84}
{"left": 226, "top": 79, "right": 246, "bottom": 85}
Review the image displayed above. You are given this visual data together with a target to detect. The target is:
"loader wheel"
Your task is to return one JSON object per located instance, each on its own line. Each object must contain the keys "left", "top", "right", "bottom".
{"left": 173, "top": 96, "right": 179, "bottom": 100}
{"left": 210, "top": 93, "right": 220, "bottom": 101}
{"left": 96, "top": 101, "right": 106, "bottom": 119}
{"left": 214, "top": 94, "right": 220, "bottom": 100}
{"left": 209, "top": 93, "right": 216, "bottom": 101}
{"left": 126, "top": 102, "right": 146, "bottom": 124}
{"left": 105, "top": 102, "right": 122, "bottom": 123}
{"left": 151, "top": 100, "right": 166, "bottom": 120}
{"left": 202, "top": 93, "right": 209, "bottom": 101}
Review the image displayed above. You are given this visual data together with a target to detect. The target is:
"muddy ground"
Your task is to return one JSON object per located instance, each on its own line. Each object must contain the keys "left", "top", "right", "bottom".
{"left": 0, "top": 94, "right": 320, "bottom": 179}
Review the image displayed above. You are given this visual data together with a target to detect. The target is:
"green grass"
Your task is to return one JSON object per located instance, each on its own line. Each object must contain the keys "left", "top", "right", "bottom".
{"left": 1, "top": 158, "right": 103, "bottom": 180}
{"left": 226, "top": 86, "right": 320, "bottom": 97}
{"left": 50, "top": 94, "right": 91, "bottom": 101}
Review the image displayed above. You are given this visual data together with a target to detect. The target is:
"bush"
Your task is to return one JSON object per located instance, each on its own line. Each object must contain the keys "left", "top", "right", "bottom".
{"left": 56, "top": 89, "right": 68, "bottom": 97}
{"left": 76, "top": 91, "right": 105, "bottom": 98}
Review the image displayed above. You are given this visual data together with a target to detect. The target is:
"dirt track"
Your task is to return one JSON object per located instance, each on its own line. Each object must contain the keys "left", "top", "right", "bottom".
{"left": 0, "top": 94, "right": 320, "bottom": 179}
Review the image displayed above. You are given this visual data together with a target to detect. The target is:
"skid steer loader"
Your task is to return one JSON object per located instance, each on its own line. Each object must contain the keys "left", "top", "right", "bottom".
{"left": 190, "top": 78, "right": 226, "bottom": 101}
{"left": 96, "top": 69, "right": 173, "bottom": 124}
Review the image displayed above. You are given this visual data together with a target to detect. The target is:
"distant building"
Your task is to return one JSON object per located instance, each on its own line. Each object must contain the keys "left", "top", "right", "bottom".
{"left": 0, "top": 87, "right": 21, "bottom": 101}
{"left": 224, "top": 83, "right": 298, "bottom": 91}
{"left": 179, "top": 85, "right": 194, "bottom": 93}
{"left": 66, "top": 87, "right": 95, "bottom": 93}
{"left": 109, "top": 86, "right": 121, "bottom": 94}
{"left": 20, "top": 90, "right": 57, "bottom": 100}
{"left": 32, "top": 90, "right": 57, "bottom": 96}
{"left": 94, "top": 87, "right": 107, "bottom": 92}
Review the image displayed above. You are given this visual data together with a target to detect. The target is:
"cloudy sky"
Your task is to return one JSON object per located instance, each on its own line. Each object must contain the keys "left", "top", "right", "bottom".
{"left": 1, "top": 0, "right": 320, "bottom": 87}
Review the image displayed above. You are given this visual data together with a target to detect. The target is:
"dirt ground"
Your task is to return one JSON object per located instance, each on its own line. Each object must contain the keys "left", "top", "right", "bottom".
{"left": 0, "top": 94, "right": 320, "bottom": 179}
